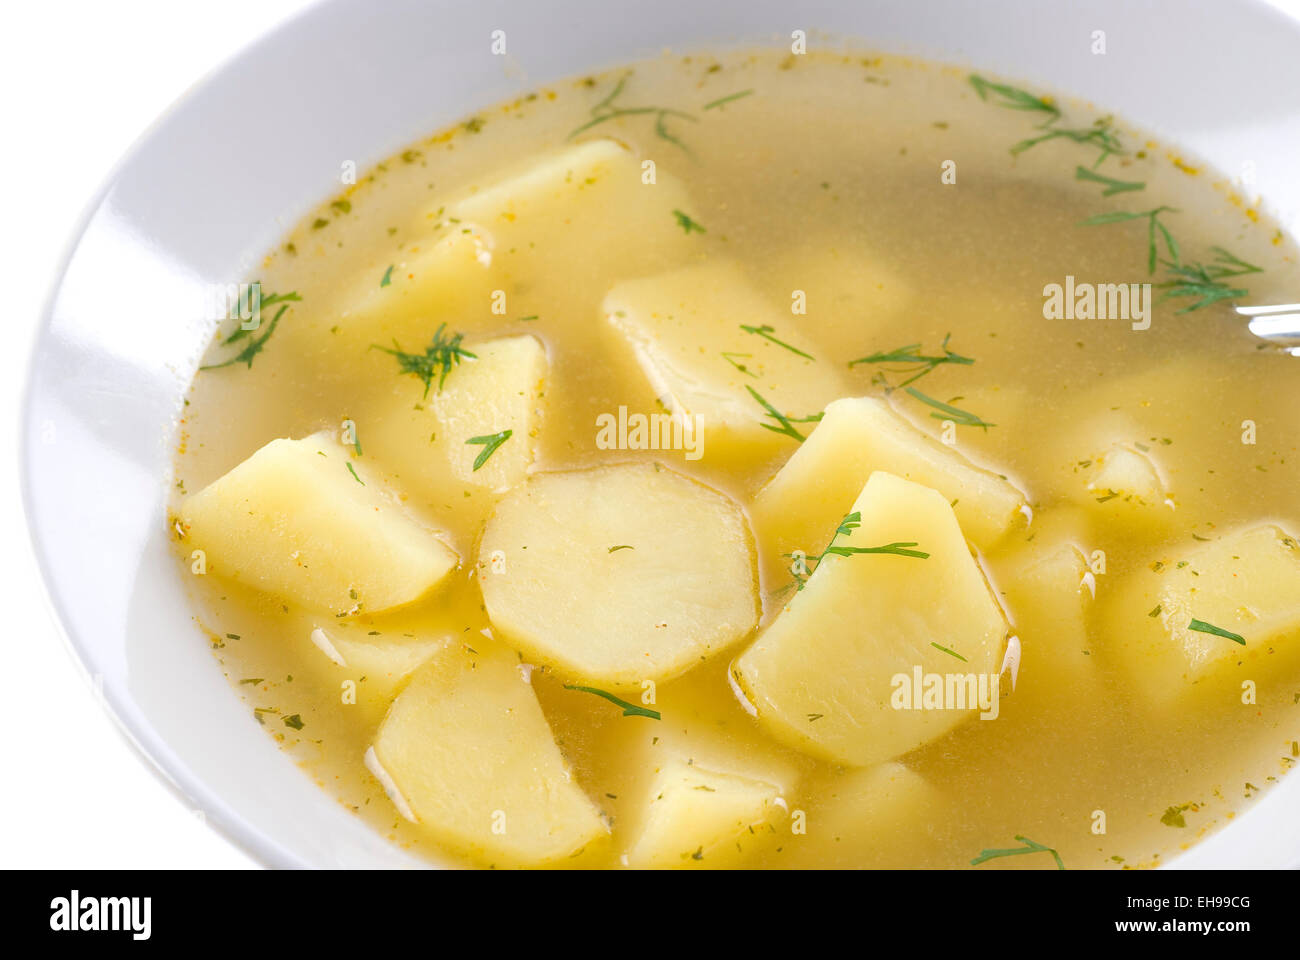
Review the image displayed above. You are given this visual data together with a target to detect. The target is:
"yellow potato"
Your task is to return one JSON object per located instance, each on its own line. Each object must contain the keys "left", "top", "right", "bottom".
{"left": 370, "top": 640, "right": 608, "bottom": 866}
{"left": 781, "top": 762, "right": 944, "bottom": 868}
{"left": 448, "top": 138, "right": 696, "bottom": 288}
{"left": 363, "top": 334, "right": 547, "bottom": 501}
{"left": 753, "top": 396, "right": 1026, "bottom": 560}
{"left": 624, "top": 756, "right": 784, "bottom": 868}
{"left": 1104, "top": 525, "right": 1300, "bottom": 704}
{"left": 478, "top": 463, "right": 759, "bottom": 684}
{"left": 736, "top": 471, "right": 1008, "bottom": 766}
{"left": 180, "top": 433, "right": 457, "bottom": 615}
{"left": 603, "top": 261, "right": 844, "bottom": 465}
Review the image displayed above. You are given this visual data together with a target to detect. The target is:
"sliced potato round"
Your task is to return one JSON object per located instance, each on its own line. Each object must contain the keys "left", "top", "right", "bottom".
{"left": 478, "top": 463, "right": 759, "bottom": 684}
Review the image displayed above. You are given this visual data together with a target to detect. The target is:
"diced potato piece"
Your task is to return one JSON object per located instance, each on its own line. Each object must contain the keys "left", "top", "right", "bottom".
{"left": 783, "top": 762, "right": 944, "bottom": 868}
{"left": 1060, "top": 439, "right": 1174, "bottom": 532}
{"left": 752, "top": 396, "right": 1026, "bottom": 556}
{"left": 478, "top": 463, "right": 759, "bottom": 684}
{"left": 287, "top": 227, "right": 497, "bottom": 368}
{"left": 624, "top": 756, "right": 784, "bottom": 868}
{"left": 1090, "top": 445, "right": 1165, "bottom": 503}
{"left": 758, "top": 235, "right": 913, "bottom": 359}
{"left": 309, "top": 623, "right": 447, "bottom": 700}
{"left": 447, "top": 139, "right": 695, "bottom": 286}
{"left": 736, "top": 471, "right": 1008, "bottom": 766}
{"left": 1104, "top": 525, "right": 1300, "bottom": 704}
{"left": 553, "top": 660, "right": 802, "bottom": 865}
{"left": 364, "top": 335, "right": 547, "bottom": 498}
{"left": 989, "top": 538, "right": 1098, "bottom": 717}
{"left": 179, "top": 433, "right": 457, "bottom": 615}
{"left": 603, "top": 262, "right": 845, "bottom": 464}
{"left": 370, "top": 640, "right": 607, "bottom": 866}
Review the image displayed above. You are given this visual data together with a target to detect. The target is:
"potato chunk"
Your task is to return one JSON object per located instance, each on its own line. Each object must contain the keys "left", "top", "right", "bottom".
{"left": 988, "top": 538, "right": 1098, "bottom": 717}
{"left": 1104, "top": 525, "right": 1300, "bottom": 704}
{"left": 752, "top": 396, "right": 1026, "bottom": 556}
{"left": 624, "top": 756, "right": 784, "bottom": 868}
{"left": 309, "top": 623, "right": 448, "bottom": 700}
{"left": 364, "top": 334, "right": 547, "bottom": 499}
{"left": 783, "top": 763, "right": 944, "bottom": 868}
{"left": 1059, "top": 438, "right": 1174, "bottom": 533}
{"left": 369, "top": 640, "right": 607, "bottom": 866}
{"left": 478, "top": 463, "right": 759, "bottom": 684}
{"left": 179, "top": 434, "right": 457, "bottom": 615}
{"left": 604, "top": 262, "right": 844, "bottom": 464}
{"left": 447, "top": 138, "right": 694, "bottom": 284}
{"left": 736, "top": 471, "right": 1008, "bottom": 766}
{"left": 290, "top": 228, "right": 497, "bottom": 370}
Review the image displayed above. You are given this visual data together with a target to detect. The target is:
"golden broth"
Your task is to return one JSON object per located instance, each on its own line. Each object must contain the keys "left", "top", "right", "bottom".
{"left": 172, "top": 49, "right": 1300, "bottom": 869}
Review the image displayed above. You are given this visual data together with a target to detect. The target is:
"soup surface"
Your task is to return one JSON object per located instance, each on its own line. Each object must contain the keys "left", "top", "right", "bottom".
{"left": 171, "top": 49, "right": 1300, "bottom": 869}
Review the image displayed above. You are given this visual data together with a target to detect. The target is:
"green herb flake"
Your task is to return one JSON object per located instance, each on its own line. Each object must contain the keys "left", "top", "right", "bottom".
{"left": 904, "top": 386, "right": 995, "bottom": 430}
{"left": 970, "top": 834, "right": 1065, "bottom": 870}
{"left": 380, "top": 264, "right": 394, "bottom": 287}
{"left": 968, "top": 75, "right": 1060, "bottom": 124}
{"left": 850, "top": 334, "right": 973, "bottom": 386}
{"left": 282, "top": 714, "right": 305, "bottom": 731}
{"left": 672, "top": 209, "right": 707, "bottom": 234}
{"left": 930, "top": 642, "right": 968, "bottom": 662}
{"left": 201, "top": 288, "right": 302, "bottom": 372}
{"left": 563, "top": 684, "right": 661, "bottom": 720}
{"left": 1160, "top": 805, "right": 1189, "bottom": 828}
{"left": 702, "top": 89, "right": 755, "bottom": 111}
{"left": 740, "top": 323, "right": 815, "bottom": 361}
{"left": 1188, "top": 618, "right": 1245, "bottom": 645}
{"left": 466, "top": 429, "right": 513, "bottom": 471}
{"left": 1075, "top": 165, "right": 1145, "bottom": 196}
{"left": 744, "top": 385, "right": 822, "bottom": 442}
{"left": 568, "top": 75, "right": 698, "bottom": 152}
{"left": 370, "top": 324, "right": 476, "bottom": 398}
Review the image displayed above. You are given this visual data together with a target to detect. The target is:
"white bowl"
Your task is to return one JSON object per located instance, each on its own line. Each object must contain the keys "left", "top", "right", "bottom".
{"left": 22, "top": 0, "right": 1300, "bottom": 868}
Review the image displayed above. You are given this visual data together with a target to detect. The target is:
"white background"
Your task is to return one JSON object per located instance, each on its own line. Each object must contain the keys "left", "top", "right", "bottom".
{"left": 2, "top": 0, "right": 1299, "bottom": 870}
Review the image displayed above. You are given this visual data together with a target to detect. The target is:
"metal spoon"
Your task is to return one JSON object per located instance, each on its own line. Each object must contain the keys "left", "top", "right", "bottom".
{"left": 1237, "top": 303, "right": 1300, "bottom": 355}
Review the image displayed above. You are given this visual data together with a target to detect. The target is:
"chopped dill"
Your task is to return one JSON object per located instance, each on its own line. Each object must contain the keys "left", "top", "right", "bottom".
{"left": 370, "top": 324, "right": 476, "bottom": 398}
{"left": 702, "top": 89, "right": 755, "bottom": 111}
{"left": 930, "top": 642, "right": 968, "bottom": 662}
{"left": 568, "top": 75, "right": 698, "bottom": 152}
{"left": 904, "top": 386, "right": 995, "bottom": 430}
{"left": 744, "top": 385, "right": 823, "bottom": 442}
{"left": 788, "top": 510, "right": 928, "bottom": 590}
{"left": 563, "top": 684, "right": 661, "bottom": 720}
{"left": 1188, "top": 618, "right": 1245, "bottom": 645}
{"left": 380, "top": 264, "right": 394, "bottom": 287}
{"left": 740, "top": 324, "right": 815, "bottom": 360}
{"left": 970, "top": 835, "right": 1065, "bottom": 870}
{"left": 673, "top": 209, "right": 707, "bottom": 234}
{"left": 1158, "top": 247, "right": 1262, "bottom": 313}
{"left": 1075, "top": 165, "right": 1145, "bottom": 196}
{"left": 721, "top": 351, "right": 757, "bottom": 377}
{"left": 849, "top": 334, "right": 971, "bottom": 386}
{"left": 466, "top": 429, "right": 513, "bottom": 471}
{"left": 1013, "top": 116, "right": 1124, "bottom": 166}
{"left": 968, "top": 75, "right": 1060, "bottom": 125}
{"left": 201, "top": 288, "right": 301, "bottom": 371}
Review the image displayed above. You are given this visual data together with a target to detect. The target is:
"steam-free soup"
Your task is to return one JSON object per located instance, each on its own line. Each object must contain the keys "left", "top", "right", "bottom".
{"left": 172, "top": 49, "right": 1300, "bottom": 868}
